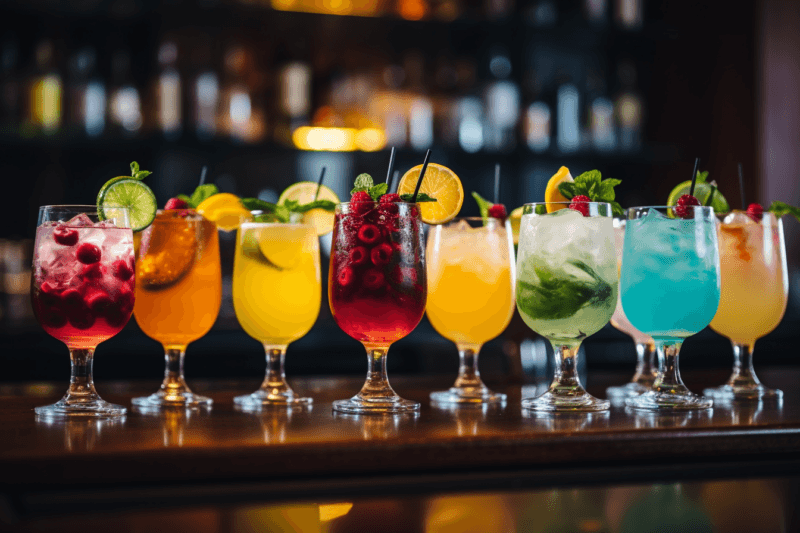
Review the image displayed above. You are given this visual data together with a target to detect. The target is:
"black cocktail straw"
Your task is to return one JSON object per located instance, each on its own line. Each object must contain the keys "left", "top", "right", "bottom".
{"left": 411, "top": 149, "right": 432, "bottom": 202}
{"left": 689, "top": 157, "right": 700, "bottom": 197}
{"left": 385, "top": 147, "right": 396, "bottom": 185}
{"left": 389, "top": 170, "right": 400, "bottom": 194}
{"left": 199, "top": 166, "right": 208, "bottom": 186}
{"left": 314, "top": 166, "right": 327, "bottom": 201}
{"left": 737, "top": 162, "right": 746, "bottom": 209}
{"left": 494, "top": 163, "right": 501, "bottom": 204}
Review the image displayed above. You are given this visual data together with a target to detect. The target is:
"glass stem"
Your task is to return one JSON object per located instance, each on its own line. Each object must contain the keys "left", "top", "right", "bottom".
{"left": 550, "top": 341, "right": 586, "bottom": 394}
{"left": 631, "top": 341, "right": 657, "bottom": 386}
{"left": 652, "top": 342, "right": 690, "bottom": 394}
{"left": 453, "top": 343, "right": 486, "bottom": 392}
{"left": 259, "top": 345, "right": 294, "bottom": 396}
{"left": 160, "top": 345, "right": 191, "bottom": 397}
{"left": 65, "top": 348, "right": 100, "bottom": 403}
{"left": 357, "top": 344, "right": 399, "bottom": 402}
{"left": 727, "top": 342, "right": 761, "bottom": 389}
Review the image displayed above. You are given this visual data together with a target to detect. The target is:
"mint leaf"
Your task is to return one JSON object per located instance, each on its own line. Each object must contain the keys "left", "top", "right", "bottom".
{"left": 350, "top": 173, "right": 374, "bottom": 195}
{"left": 130, "top": 161, "right": 139, "bottom": 175}
{"left": 129, "top": 161, "right": 152, "bottom": 181}
{"left": 610, "top": 201, "right": 624, "bottom": 217}
{"left": 558, "top": 182, "right": 576, "bottom": 199}
{"left": 598, "top": 179, "right": 621, "bottom": 202}
{"left": 295, "top": 200, "right": 336, "bottom": 213}
{"left": 369, "top": 183, "right": 388, "bottom": 201}
{"left": 696, "top": 170, "right": 709, "bottom": 183}
{"left": 242, "top": 198, "right": 277, "bottom": 212}
{"left": 472, "top": 192, "right": 491, "bottom": 219}
{"left": 399, "top": 193, "right": 437, "bottom": 203}
{"left": 574, "top": 170, "right": 602, "bottom": 189}
{"left": 188, "top": 184, "right": 219, "bottom": 208}
{"left": 767, "top": 201, "right": 800, "bottom": 223}
{"left": 176, "top": 194, "right": 192, "bottom": 205}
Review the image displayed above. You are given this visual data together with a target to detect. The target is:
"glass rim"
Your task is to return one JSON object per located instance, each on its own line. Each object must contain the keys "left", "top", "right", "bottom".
{"left": 40, "top": 204, "right": 128, "bottom": 211}
{"left": 239, "top": 219, "right": 316, "bottom": 229}
{"left": 522, "top": 201, "right": 610, "bottom": 207}
{"left": 627, "top": 205, "right": 715, "bottom": 211}
{"left": 337, "top": 200, "right": 416, "bottom": 206}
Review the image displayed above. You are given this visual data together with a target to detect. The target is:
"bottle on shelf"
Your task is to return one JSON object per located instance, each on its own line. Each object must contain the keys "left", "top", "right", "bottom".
{"left": 555, "top": 73, "right": 580, "bottom": 154}
{"left": 66, "top": 47, "right": 106, "bottom": 138}
{"left": 522, "top": 70, "right": 552, "bottom": 153}
{"left": 585, "top": 66, "right": 616, "bottom": 152}
{"left": 26, "top": 40, "right": 63, "bottom": 137}
{"left": 190, "top": 41, "right": 220, "bottom": 141}
{"left": 615, "top": 0, "right": 642, "bottom": 30}
{"left": 614, "top": 59, "right": 642, "bottom": 152}
{"left": 404, "top": 50, "right": 434, "bottom": 151}
{"left": 107, "top": 50, "right": 143, "bottom": 137}
{"left": 219, "top": 44, "right": 258, "bottom": 143}
{"left": 483, "top": 45, "right": 520, "bottom": 153}
{"left": 274, "top": 41, "right": 312, "bottom": 147}
{"left": 155, "top": 40, "right": 183, "bottom": 140}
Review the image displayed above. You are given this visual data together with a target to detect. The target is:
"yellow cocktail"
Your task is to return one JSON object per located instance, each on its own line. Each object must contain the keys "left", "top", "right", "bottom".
{"left": 233, "top": 221, "right": 321, "bottom": 407}
{"left": 426, "top": 218, "right": 515, "bottom": 404}
{"left": 706, "top": 211, "right": 788, "bottom": 400}
{"left": 133, "top": 211, "right": 222, "bottom": 408}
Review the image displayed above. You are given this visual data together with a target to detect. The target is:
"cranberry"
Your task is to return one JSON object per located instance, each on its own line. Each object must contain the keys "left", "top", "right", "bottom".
{"left": 53, "top": 226, "right": 79, "bottom": 246}
{"left": 363, "top": 268, "right": 386, "bottom": 290}
{"left": 76, "top": 242, "right": 101, "bottom": 264}
{"left": 38, "top": 281, "right": 61, "bottom": 306}
{"left": 337, "top": 266, "right": 355, "bottom": 287}
{"left": 357, "top": 224, "right": 382, "bottom": 245}
{"left": 80, "top": 263, "right": 104, "bottom": 280}
{"left": 60, "top": 288, "right": 83, "bottom": 309}
{"left": 568, "top": 195, "right": 592, "bottom": 217}
{"left": 349, "top": 246, "right": 369, "bottom": 266}
{"left": 674, "top": 194, "right": 701, "bottom": 219}
{"left": 68, "top": 308, "right": 96, "bottom": 330}
{"left": 112, "top": 259, "right": 134, "bottom": 281}
{"left": 85, "top": 290, "right": 113, "bottom": 314}
{"left": 370, "top": 243, "right": 393, "bottom": 266}
{"left": 105, "top": 306, "right": 130, "bottom": 328}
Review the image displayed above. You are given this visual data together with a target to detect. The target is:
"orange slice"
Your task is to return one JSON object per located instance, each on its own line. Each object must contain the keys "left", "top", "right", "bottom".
{"left": 544, "top": 166, "right": 574, "bottom": 213}
{"left": 397, "top": 163, "right": 464, "bottom": 224}
{"left": 196, "top": 193, "right": 252, "bottom": 232}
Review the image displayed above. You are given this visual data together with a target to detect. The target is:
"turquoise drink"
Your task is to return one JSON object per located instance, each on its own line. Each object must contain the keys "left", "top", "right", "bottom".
{"left": 620, "top": 206, "right": 720, "bottom": 410}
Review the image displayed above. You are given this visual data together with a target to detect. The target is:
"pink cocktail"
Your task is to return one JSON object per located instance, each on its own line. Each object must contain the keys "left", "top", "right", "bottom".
{"left": 31, "top": 205, "right": 134, "bottom": 417}
{"left": 329, "top": 201, "right": 426, "bottom": 414}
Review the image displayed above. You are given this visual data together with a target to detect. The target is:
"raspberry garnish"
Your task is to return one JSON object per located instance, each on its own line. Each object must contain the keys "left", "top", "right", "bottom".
{"left": 337, "top": 266, "right": 355, "bottom": 287}
{"left": 569, "top": 195, "right": 592, "bottom": 216}
{"left": 488, "top": 204, "right": 507, "bottom": 220}
{"left": 674, "top": 194, "right": 701, "bottom": 219}
{"left": 76, "top": 242, "right": 101, "bottom": 264}
{"left": 112, "top": 259, "right": 134, "bottom": 281}
{"left": 357, "top": 224, "right": 382, "bottom": 245}
{"left": 746, "top": 203, "right": 764, "bottom": 222}
{"left": 363, "top": 268, "right": 386, "bottom": 290}
{"left": 379, "top": 194, "right": 401, "bottom": 217}
{"left": 349, "top": 246, "right": 369, "bottom": 266}
{"left": 350, "top": 191, "right": 374, "bottom": 216}
{"left": 370, "top": 243, "right": 393, "bottom": 266}
{"left": 53, "top": 225, "right": 79, "bottom": 246}
{"left": 380, "top": 193, "right": 402, "bottom": 204}
{"left": 164, "top": 198, "right": 189, "bottom": 210}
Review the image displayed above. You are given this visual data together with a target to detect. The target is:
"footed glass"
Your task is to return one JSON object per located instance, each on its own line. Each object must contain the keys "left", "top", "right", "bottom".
{"left": 31, "top": 205, "right": 134, "bottom": 417}
{"left": 621, "top": 206, "right": 720, "bottom": 411}
{"left": 516, "top": 202, "right": 617, "bottom": 412}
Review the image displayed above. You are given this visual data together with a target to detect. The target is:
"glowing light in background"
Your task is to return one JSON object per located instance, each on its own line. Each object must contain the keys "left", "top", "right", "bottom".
{"left": 293, "top": 126, "right": 386, "bottom": 152}
{"left": 354, "top": 127, "right": 386, "bottom": 151}
{"left": 557, "top": 83, "right": 579, "bottom": 153}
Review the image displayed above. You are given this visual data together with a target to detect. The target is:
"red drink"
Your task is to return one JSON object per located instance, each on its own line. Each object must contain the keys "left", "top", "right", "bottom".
{"left": 329, "top": 202, "right": 426, "bottom": 344}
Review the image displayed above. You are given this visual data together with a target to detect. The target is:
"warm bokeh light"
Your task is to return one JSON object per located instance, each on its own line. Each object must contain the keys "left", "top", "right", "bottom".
{"left": 319, "top": 502, "right": 353, "bottom": 522}
{"left": 293, "top": 126, "right": 386, "bottom": 152}
{"left": 270, "top": 0, "right": 380, "bottom": 17}
{"left": 354, "top": 127, "right": 386, "bottom": 151}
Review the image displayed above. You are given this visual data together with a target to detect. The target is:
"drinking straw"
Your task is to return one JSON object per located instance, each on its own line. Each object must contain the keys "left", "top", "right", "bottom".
{"left": 385, "top": 147, "right": 396, "bottom": 185}
{"left": 737, "top": 163, "right": 746, "bottom": 209}
{"left": 199, "top": 166, "right": 208, "bottom": 186}
{"left": 411, "top": 149, "right": 432, "bottom": 202}
{"left": 494, "top": 163, "right": 501, "bottom": 204}
{"left": 689, "top": 157, "right": 700, "bottom": 197}
{"left": 314, "top": 167, "right": 327, "bottom": 201}
{"left": 390, "top": 170, "right": 400, "bottom": 193}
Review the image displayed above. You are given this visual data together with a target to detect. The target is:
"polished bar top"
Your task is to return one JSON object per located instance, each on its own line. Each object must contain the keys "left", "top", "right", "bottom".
{"left": 2, "top": 368, "right": 799, "bottom": 497}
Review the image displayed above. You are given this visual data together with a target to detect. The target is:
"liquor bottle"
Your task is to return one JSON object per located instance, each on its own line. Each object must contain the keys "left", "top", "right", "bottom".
{"left": 155, "top": 40, "right": 183, "bottom": 140}
{"left": 585, "top": 66, "right": 615, "bottom": 152}
{"left": 614, "top": 59, "right": 642, "bottom": 152}
{"left": 27, "top": 40, "right": 63, "bottom": 136}
{"left": 555, "top": 73, "right": 580, "bottom": 153}
{"left": 405, "top": 50, "right": 433, "bottom": 151}
{"left": 107, "top": 50, "right": 143, "bottom": 137}
{"left": 189, "top": 42, "right": 219, "bottom": 140}
{"left": 523, "top": 70, "right": 552, "bottom": 153}
{"left": 483, "top": 46, "right": 519, "bottom": 153}
{"left": 274, "top": 42, "right": 312, "bottom": 146}
{"left": 66, "top": 47, "right": 106, "bottom": 138}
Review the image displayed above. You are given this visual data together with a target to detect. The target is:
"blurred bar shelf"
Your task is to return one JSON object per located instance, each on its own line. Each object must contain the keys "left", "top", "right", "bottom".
{"left": 1, "top": 368, "right": 800, "bottom": 520}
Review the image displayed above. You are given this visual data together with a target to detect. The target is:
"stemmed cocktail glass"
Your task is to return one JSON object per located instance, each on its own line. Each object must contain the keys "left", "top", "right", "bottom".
{"left": 516, "top": 202, "right": 617, "bottom": 412}
{"left": 31, "top": 205, "right": 135, "bottom": 417}
{"left": 329, "top": 201, "right": 426, "bottom": 414}
{"left": 621, "top": 206, "right": 720, "bottom": 410}
{"left": 132, "top": 210, "right": 222, "bottom": 408}
{"left": 232, "top": 220, "right": 320, "bottom": 408}
{"left": 705, "top": 211, "right": 788, "bottom": 401}
{"left": 426, "top": 217, "right": 515, "bottom": 405}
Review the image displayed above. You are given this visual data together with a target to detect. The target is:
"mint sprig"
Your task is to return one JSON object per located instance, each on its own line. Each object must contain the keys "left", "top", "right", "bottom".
{"left": 241, "top": 197, "right": 336, "bottom": 223}
{"left": 399, "top": 193, "right": 436, "bottom": 202}
{"left": 129, "top": 161, "right": 152, "bottom": 181}
{"left": 177, "top": 184, "right": 220, "bottom": 209}
{"left": 767, "top": 201, "right": 800, "bottom": 223}
{"left": 557, "top": 170, "right": 624, "bottom": 217}
{"left": 350, "top": 173, "right": 387, "bottom": 201}
{"left": 472, "top": 192, "right": 491, "bottom": 219}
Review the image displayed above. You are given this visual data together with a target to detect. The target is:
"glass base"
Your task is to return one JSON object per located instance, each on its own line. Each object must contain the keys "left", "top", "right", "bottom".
{"left": 522, "top": 390, "right": 610, "bottom": 412}
{"left": 430, "top": 388, "right": 507, "bottom": 406}
{"left": 234, "top": 390, "right": 312, "bottom": 409}
{"left": 333, "top": 396, "right": 420, "bottom": 415}
{"left": 626, "top": 390, "right": 713, "bottom": 411}
{"left": 703, "top": 384, "right": 783, "bottom": 402}
{"left": 35, "top": 398, "right": 126, "bottom": 418}
{"left": 132, "top": 390, "right": 213, "bottom": 409}
{"left": 606, "top": 381, "right": 651, "bottom": 399}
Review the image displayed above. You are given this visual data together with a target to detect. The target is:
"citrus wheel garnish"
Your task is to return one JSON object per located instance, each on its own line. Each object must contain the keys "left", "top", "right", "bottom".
{"left": 278, "top": 181, "right": 340, "bottom": 236}
{"left": 544, "top": 166, "right": 574, "bottom": 213}
{"left": 397, "top": 163, "right": 463, "bottom": 224}
{"left": 195, "top": 193, "right": 252, "bottom": 232}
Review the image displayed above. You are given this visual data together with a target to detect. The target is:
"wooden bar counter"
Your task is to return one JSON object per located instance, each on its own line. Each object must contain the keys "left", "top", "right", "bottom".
{"left": 1, "top": 368, "right": 800, "bottom": 521}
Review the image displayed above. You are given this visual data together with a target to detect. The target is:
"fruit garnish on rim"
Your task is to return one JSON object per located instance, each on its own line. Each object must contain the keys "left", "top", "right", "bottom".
{"left": 674, "top": 194, "right": 701, "bottom": 219}
{"left": 556, "top": 169, "right": 624, "bottom": 216}
{"left": 764, "top": 201, "right": 800, "bottom": 223}
{"left": 471, "top": 192, "right": 507, "bottom": 221}
{"left": 397, "top": 163, "right": 461, "bottom": 224}
{"left": 667, "top": 170, "right": 730, "bottom": 215}
{"left": 568, "top": 195, "right": 592, "bottom": 216}
{"left": 97, "top": 161, "right": 158, "bottom": 232}
{"left": 544, "top": 166, "right": 573, "bottom": 213}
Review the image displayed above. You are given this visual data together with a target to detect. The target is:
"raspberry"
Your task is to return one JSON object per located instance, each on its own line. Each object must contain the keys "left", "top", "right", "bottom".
{"left": 379, "top": 193, "right": 402, "bottom": 215}
{"left": 337, "top": 266, "right": 355, "bottom": 288}
{"left": 350, "top": 192, "right": 374, "bottom": 216}
{"left": 674, "top": 194, "right": 701, "bottom": 219}
{"left": 53, "top": 225, "right": 79, "bottom": 246}
{"left": 569, "top": 195, "right": 591, "bottom": 217}
{"left": 357, "top": 224, "right": 382, "bottom": 245}
{"left": 363, "top": 268, "right": 386, "bottom": 290}
{"left": 488, "top": 204, "right": 507, "bottom": 220}
{"left": 370, "top": 243, "right": 393, "bottom": 266}
{"left": 349, "top": 246, "right": 369, "bottom": 266}
{"left": 746, "top": 203, "right": 764, "bottom": 222}
{"left": 165, "top": 198, "right": 189, "bottom": 210}
{"left": 112, "top": 259, "right": 134, "bottom": 281}
{"left": 76, "top": 242, "right": 101, "bottom": 264}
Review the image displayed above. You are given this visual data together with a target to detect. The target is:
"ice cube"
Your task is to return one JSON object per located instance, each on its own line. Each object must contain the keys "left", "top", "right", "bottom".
{"left": 67, "top": 213, "right": 94, "bottom": 227}
{"left": 453, "top": 219, "right": 472, "bottom": 232}
{"left": 723, "top": 211, "right": 753, "bottom": 226}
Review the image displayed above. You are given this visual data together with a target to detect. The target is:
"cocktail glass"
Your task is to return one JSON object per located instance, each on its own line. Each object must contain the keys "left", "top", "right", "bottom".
{"left": 31, "top": 205, "right": 134, "bottom": 417}
{"left": 621, "top": 206, "right": 720, "bottom": 411}
{"left": 132, "top": 210, "right": 221, "bottom": 408}
{"left": 232, "top": 220, "right": 320, "bottom": 408}
{"left": 705, "top": 211, "right": 788, "bottom": 401}
{"left": 516, "top": 202, "right": 617, "bottom": 412}
{"left": 426, "top": 217, "right": 514, "bottom": 405}
{"left": 329, "top": 201, "right": 426, "bottom": 414}
{"left": 606, "top": 218, "right": 657, "bottom": 399}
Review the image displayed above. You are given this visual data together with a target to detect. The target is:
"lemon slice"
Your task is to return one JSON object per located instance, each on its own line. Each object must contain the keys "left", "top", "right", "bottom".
{"left": 509, "top": 206, "right": 524, "bottom": 245}
{"left": 196, "top": 193, "right": 252, "bottom": 232}
{"left": 544, "top": 166, "right": 574, "bottom": 213}
{"left": 278, "top": 181, "right": 340, "bottom": 236}
{"left": 397, "top": 163, "right": 464, "bottom": 224}
{"left": 257, "top": 225, "right": 309, "bottom": 270}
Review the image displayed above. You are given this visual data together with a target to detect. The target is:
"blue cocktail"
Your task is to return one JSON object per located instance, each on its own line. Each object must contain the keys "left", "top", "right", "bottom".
{"left": 620, "top": 206, "right": 720, "bottom": 410}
